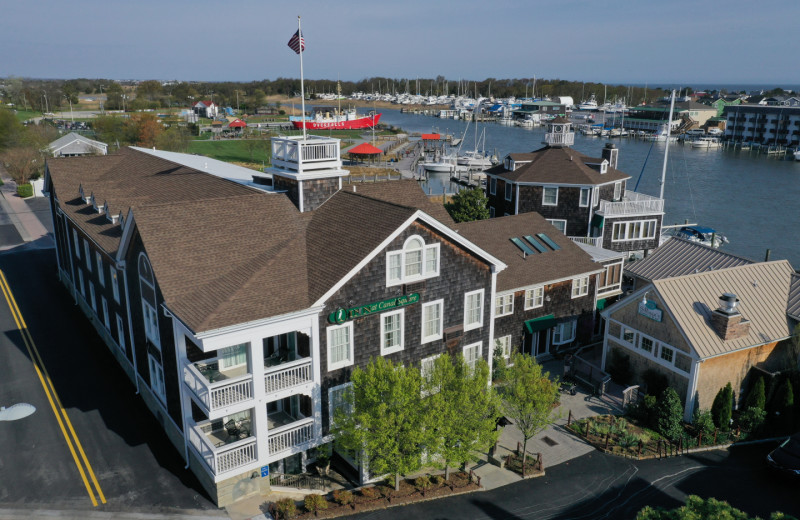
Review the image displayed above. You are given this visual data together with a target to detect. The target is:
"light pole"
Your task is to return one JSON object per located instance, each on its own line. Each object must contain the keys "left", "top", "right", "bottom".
{"left": 64, "top": 95, "right": 74, "bottom": 123}
{"left": 42, "top": 91, "right": 49, "bottom": 115}
{"left": 99, "top": 85, "right": 105, "bottom": 113}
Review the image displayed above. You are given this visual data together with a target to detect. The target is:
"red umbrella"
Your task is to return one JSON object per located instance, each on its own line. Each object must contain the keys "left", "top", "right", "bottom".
{"left": 228, "top": 119, "right": 247, "bottom": 128}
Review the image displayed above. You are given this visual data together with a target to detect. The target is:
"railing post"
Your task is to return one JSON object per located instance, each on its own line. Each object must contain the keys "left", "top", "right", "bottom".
{"left": 567, "top": 409, "right": 572, "bottom": 426}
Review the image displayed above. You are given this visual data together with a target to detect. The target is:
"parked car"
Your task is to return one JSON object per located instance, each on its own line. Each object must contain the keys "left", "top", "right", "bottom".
{"left": 766, "top": 433, "right": 800, "bottom": 477}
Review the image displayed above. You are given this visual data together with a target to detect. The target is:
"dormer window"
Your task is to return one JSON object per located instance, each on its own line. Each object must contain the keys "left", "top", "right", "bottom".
{"left": 600, "top": 160, "right": 608, "bottom": 174}
{"left": 386, "top": 235, "right": 440, "bottom": 286}
{"left": 79, "top": 184, "right": 86, "bottom": 202}
{"left": 504, "top": 157, "right": 511, "bottom": 170}
{"left": 118, "top": 212, "right": 125, "bottom": 226}
{"left": 99, "top": 201, "right": 108, "bottom": 215}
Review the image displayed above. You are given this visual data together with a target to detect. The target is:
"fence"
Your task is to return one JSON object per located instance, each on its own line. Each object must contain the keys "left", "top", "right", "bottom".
{"left": 269, "top": 472, "right": 328, "bottom": 491}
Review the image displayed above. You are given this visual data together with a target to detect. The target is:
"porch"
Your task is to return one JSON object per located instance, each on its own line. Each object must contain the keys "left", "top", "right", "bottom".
{"left": 270, "top": 135, "right": 342, "bottom": 173}
{"left": 188, "top": 413, "right": 258, "bottom": 477}
{"left": 596, "top": 191, "right": 664, "bottom": 217}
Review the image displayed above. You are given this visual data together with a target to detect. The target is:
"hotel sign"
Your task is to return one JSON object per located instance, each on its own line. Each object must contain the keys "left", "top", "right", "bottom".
{"left": 329, "top": 293, "right": 420, "bottom": 324}
{"left": 638, "top": 300, "right": 663, "bottom": 322}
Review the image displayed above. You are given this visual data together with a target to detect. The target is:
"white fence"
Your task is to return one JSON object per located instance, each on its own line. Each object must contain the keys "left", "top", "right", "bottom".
{"left": 264, "top": 358, "right": 313, "bottom": 396}
{"left": 183, "top": 364, "right": 253, "bottom": 413}
{"left": 268, "top": 418, "right": 314, "bottom": 457}
{"left": 597, "top": 191, "right": 664, "bottom": 217}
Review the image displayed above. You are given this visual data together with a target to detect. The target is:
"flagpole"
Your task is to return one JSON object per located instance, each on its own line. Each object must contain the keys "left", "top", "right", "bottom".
{"left": 298, "top": 15, "right": 307, "bottom": 141}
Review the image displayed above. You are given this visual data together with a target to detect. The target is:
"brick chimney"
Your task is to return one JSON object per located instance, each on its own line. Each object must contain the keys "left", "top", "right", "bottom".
{"left": 710, "top": 293, "right": 750, "bottom": 340}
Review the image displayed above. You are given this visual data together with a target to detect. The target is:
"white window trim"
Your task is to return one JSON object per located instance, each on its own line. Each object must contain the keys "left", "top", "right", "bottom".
{"left": 73, "top": 229, "right": 80, "bottom": 259}
{"left": 77, "top": 269, "right": 85, "bottom": 298}
{"left": 463, "top": 289, "right": 485, "bottom": 331}
{"left": 327, "top": 321, "right": 354, "bottom": 371}
{"left": 504, "top": 182, "right": 513, "bottom": 202}
{"left": 421, "top": 299, "right": 444, "bottom": 344}
{"left": 380, "top": 308, "right": 405, "bottom": 355}
{"left": 542, "top": 186, "right": 559, "bottom": 206}
{"left": 495, "top": 335, "right": 512, "bottom": 359}
{"left": 552, "top": 320, "right": 576, "bottom": 345}
{"left": 611, "top": 220, "right": 658, "bottom": 242}
{"left": 142, "top": 300, "right": 160, "bottom": 348}
{"left": 579, "top": 187, "right": 591, "bottom": 207}
{"left": 571, "top": 276, "right": 589, "bottom": 298}
{"left": 489, "top": 206, "right": 495, "bottom": 218}
{"left": 494, "top": 293, "right": 514, "bottom": 317}
{"left": 328, "top": 381, "right": 354, "bottom": 427}
{"left": 463, "top": 341, "right": 483, "bottom": 373}
{"left": 96, "top": 252, "right": 104, "bottom": 287}
{"left": 613, "top": 182, "right": 622, "bottom": 200}
{"left": 420, "top": 354, "right": 441, "bottom": 390}
{"left": 386, "top": 236, "right": 440, "bottom": 287}
{"left": 547, "top": 219, "right": 567, "bottom": 235}
{"left": 524, "top": 286, "right": 545, "bottom": 310}
{"left": 592, "top": 187, "right": 599, "bottom": 206}
{"left": 89, "top": 282, "right": 97, "bottom": 312}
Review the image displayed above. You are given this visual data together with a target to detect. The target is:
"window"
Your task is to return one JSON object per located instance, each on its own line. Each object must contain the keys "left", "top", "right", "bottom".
{"left": 89, "top": 282, "right": 97, "bottom": 312}
{"left": 611, "top": 220, "right": 658, "bottom": 242}
{"left": 148, "top": 355, "right": 166, "bottom": 404}
{"left": 96, "top": 252, "right": 104, "bottom": 287}
{"left": 116, "top": 314, "right": 126, "bottom": 351}
{"left": 77, "top": 269, "right": 85, "bottom": 298}
{"left": 543, "top": 186, "right": 558, "bottom": 205}
{"left": 463, "top": 342, "right": 482, "bottom": 373}
{"left": 613, "top": 182, "right": 622, "bottom": 200}
{"left": 219, "top": 342, "right": 248, "bottom": 369}
{"left": 84, "top": 240, "right": 92, "bottom": 272}
{"left": 525, "top": 286, "right": 544, "bottom": 309}
{"left": 110, "top": 267, "right": 120, "bottom": 303}
{"left": 592, "top": 187, "right": 599, "bottom": 206}
{"left": 660, "top": 345, "right": 674, "bottom": 363}
{"left": 420, "top": 355, "right": 440, "bottom": 386}
{"left": 547, "top": 219, "right": 567, "bottom": 234}
{"left": 421, "top": 300, "right": 443, "bottom": 343}
{"left": 328, "top": 382, "right": 353, "bottom": 426}
{"left": 489, "top": 177, "right": 497, "bottom": 195}
{"left": 327, "top": 322, "right": 353, "bottom": 371}
{"left": 571, "top": 276, "right": 589, "bottom": 298}
{"left": 640, "top": 336, "right": 654, "bottom": 353}
{"left": 505, "top": 183, "right": 513, "bottom": 202}
{"left": 464, "top": 289, "right": 484, "bottom": 331}
{"left": 101, "top": 297, "right": 110, "bottom": 330}
{"left": 380, "top": 309, "right": 404, "bottom": 355}
{"left": 553, "top": 320, "right": 576, "bottom": 345}
{"left": 495, "top": 335, "right": 512, "bottom": 359}
{"left": 138, "top": 254, "right": 160, "bottom": 348}
{"left": 386, "top": 236, "right": 440, "bottom": 286}
{"left": 495, "top": 293, "right": 514, "bottom": 317}
{"left": 622, "top": 327, "right": 635, "bottom": 344}
{"left": 580, "top": 188, "right": 591, "bottom": 207}
{"left": 73, "top": 229, "right": 80, "bottom": 258}
{"left": 489, "top": 206, "right": 495, "bottom": 218}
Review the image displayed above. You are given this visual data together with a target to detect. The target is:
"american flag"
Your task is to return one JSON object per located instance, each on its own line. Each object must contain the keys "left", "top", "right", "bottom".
{"left": 287, "top": 30, "right": 305, "bottom": 54}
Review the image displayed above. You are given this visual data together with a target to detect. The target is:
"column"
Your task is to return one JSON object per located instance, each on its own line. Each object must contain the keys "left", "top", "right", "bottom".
{"left": 250, "top": 337, "right": 269, "bottom": 465}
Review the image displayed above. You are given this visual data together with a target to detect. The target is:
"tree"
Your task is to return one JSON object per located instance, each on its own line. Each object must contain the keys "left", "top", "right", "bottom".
{"left": 444, "top": 187, "right": 490, "bottom": 223}
{"left": 711, "top": 382, "right": 734, "bottom": 430}
{"left": 423, "top": 354, "right": 501, "bottom": 480}
{"left": 332, "top": 357, "right": 425, "bottom": 491}
{"left": 744, "top": 376, "right": 766, "bottom": 411}
{"left": 155, "top": 126, "right": 191, "bottom": 153}
{"left": 635, "top": 494, "right": 797, "bottom": 520}
{"left": 91, "top": 115, "right": 127, "bottom": 148}
{"left": 0, "top": 109, "right": 25, "bottom": 151}
{"left": 655, "top": 387, "right": 684, "bottom": 441}
{"left": 130, "top": 113, "right": 163, "bottom": 148}
{"left": 2, "top": 146, "right": 44, "bottom": 184}
{"left": 104, "top": 82, "right": 124, "bottom": 110}
{"left": 497, "top": 352, "right": 560, "bottom": 475}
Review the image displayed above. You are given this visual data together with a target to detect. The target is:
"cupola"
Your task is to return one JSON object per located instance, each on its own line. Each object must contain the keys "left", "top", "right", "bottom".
{"left": 543, "top": 116, "right": 574, "bottom": 148}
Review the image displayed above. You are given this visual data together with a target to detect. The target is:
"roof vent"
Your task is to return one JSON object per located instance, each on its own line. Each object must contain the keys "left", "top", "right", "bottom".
{"left": 718, "top": 293, "right": 739, "bottom": 314}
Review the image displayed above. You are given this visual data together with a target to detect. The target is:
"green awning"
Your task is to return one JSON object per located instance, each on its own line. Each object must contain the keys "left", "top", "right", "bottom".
{"left": 525, "top": 314, "right": 556, "bottom": 334}
{"left": 591, "top": 214, "right": 604, "bottom": 229}
{"left": 596, "top": 298, "right": 607, "bottom": 310}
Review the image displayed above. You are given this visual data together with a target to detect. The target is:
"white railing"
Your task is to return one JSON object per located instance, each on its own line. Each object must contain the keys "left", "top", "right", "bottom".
{"left": 569, "top": 236, "right": 603, "bottom": 247}
{"left": 544, "top": 131, "right": 575, "bottom": 147}
{"left": 268, "top": 417, "right": 315, "bottom": 456}
{"left": 271, "top": 136, "right": 341, "bottom": 169}
{"left": 188, "top": 424, "right": 258, "bottom": 476}
{"left": 596, "top": 191, "right": 664, "bottom": 217}
{"left": 264, "top": 357, "right": 313, "bottom": 396}
{"left": 183, "top": 364, "right": 253, "bottom": 413}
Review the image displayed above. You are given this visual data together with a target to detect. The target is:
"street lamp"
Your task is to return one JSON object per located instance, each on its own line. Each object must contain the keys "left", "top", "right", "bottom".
{"left": 64, "top": 95, "right": 74, "bottom": 123}
{"left": 42, "top": 91, "right": 49, "bottom": 115}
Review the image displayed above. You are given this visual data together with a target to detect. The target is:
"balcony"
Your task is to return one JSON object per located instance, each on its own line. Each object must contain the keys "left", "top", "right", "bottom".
{"left": 264, "top": 357, "right": 313, "bottom": 399}
{"left": 184, "top": 362, "right": 254, "bottom": 416}
{"left": 543, "top": 131, "right": 575, "bottom": 147}
{"left": 268, "top": 414, "right": 315, "bottom": 458}
{"left": 569, "top": 236, "right": 603, "bottom": 247}
{"left": 596, "top": 191, "right": 664, "bottom": 218}
{"left": 188, "top": 418, "right": 257, "bottom": 478}
{"left": 270, "top": 135, "right": 342, "bottom": 174}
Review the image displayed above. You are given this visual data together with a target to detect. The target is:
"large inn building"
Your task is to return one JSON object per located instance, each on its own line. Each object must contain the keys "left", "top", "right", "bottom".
{"left": 45, "top": 134, "right": 619, "bottom": 506}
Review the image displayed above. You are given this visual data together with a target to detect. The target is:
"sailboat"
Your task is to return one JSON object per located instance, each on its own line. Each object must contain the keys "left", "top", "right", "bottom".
{"left": 457, "top": 102, "right": 493, "bottom": 168}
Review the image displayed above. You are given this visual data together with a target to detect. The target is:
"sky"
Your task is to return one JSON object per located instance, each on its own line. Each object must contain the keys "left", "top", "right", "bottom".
{"left": 1, "top": 0, "right": 797, "bottom": 87}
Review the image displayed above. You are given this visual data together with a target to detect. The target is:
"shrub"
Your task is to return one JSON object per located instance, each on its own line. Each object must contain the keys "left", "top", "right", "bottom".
{"left": 360, "top": 486, "right": 379, "bottom": 499}
{"left": 414, "top": 475, "right": 431, "bottom": 490}
{"left": 711, "top": 383, "right": 734, "bottom": 430}
{"left": 642, "top": 369, "right": 668, "bottom": 398}
{"left": 274, "top": 498, "right": 297, "bottom": 519}
{"left": 635, "top": 432, "right": 651, "bottom": 445}
{"left": 607, "top": 349, "right": 633, "bottom": 385}
{"left": 591, "top": 423, "right": 610, "bottom": 437}
{"left": 738, "top": 406, "right": 766, "bottom": 432}
{"left": 16, "top": 183, "right": 33, "bottom": 198}
{"left": 304, "top": 494, "right": 328, "bottom": 514}
{"left": 430, "top": 475, "right": 444, "bottom": 486}
{"left": 744, "top": 376, "right": 766, "bottom": 411}
{"left": 692, "top": 409, "right": 716, "bottom": 438}
{"left": 332, "top": 489, "right": 353, "bottom": 506}
{"left": 618, "top": 432, "right": 639, "bottom": 449}
{"left": 629, "top": 394, "right": 658, "bottom": 428}
{"left": 656, "top": 388, "right": 684, "bottom": 441}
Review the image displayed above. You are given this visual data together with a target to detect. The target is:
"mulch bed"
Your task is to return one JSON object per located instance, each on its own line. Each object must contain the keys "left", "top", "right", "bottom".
{"left": 503, "top": 452, "right": 545, "bottom": 478}
{"left": 280, "top": 472, "right": 480, "bottom": 519}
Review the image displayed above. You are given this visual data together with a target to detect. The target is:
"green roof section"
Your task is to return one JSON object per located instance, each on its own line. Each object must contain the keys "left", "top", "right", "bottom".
{"left": 525, "top": 314, "right": 557, "bottom": 333}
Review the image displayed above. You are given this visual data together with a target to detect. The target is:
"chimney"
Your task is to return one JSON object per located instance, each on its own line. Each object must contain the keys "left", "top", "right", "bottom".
{"left": 710, "top": 293, "right": 750, "bottom": 340}
{"left": 601, "top": 143, "right": 618, "bottom": 169}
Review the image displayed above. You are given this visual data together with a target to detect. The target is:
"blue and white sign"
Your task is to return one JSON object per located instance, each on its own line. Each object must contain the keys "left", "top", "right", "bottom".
{"left": 638, "top": 300, "right": 663, "bottom": 322}
{"left": 261, "top": 465, "right": 269, "bottom": 478}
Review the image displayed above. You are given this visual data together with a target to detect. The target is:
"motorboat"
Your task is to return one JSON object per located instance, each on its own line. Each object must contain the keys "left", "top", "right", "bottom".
{"left": 456, "top": 150, "right": 493, "bottom": 168}
{"left": 663, "top": 225, "right": 728, "bottom": 248}
{"left": 794, "top": 150, "right": 800, "bottom": 161}
{"left": 419, "top": 153, "right": 462, "bottom": 173}
{"left": 690, "top": 137, "right": 722, "bottom": 149}
{"left": 577, "top": 95, "right": 598, "bottom": 111}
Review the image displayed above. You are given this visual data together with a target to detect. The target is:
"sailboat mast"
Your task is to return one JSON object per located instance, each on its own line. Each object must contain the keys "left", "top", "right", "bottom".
{"left": 659, "top": 90, "right": 676, "bottom": 201}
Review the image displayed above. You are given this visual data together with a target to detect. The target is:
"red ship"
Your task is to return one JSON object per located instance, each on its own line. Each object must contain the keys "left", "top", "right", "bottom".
{"left": 291, "top": 106, "right": 381, "bottom": 130}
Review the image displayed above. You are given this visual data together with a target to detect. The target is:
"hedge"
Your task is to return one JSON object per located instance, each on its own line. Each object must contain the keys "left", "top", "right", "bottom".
{"left": 17, "top": 183, "right": 33, "bottom": 198}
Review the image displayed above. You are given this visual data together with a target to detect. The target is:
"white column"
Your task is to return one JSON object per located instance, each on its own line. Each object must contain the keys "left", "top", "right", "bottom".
{"left": 250, "top": 337, "right": 269, "bottom": 464}
{"left": 310, "top": 319, "right": 323, "bottom": 441}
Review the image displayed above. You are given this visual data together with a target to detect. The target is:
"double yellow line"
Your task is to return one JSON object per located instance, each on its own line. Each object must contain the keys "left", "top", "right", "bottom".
{"left": 0, "top": 269, "right": 106, "bottom": 506}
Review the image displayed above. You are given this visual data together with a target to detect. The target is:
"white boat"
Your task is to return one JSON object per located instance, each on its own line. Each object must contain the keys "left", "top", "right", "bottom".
{"left": 516, "top": 118, "right": 535, "bottom": 128}
{"left": 457, "top": 149, "right": 493, "bottom": 168}
{"left": 690, "top": 137, "right": 722, "bottom": 149}
{"left": 662, "top": 225, "right": 728, "bottom": 248}
{"left": 644, "top": 124, "right": 678, "bottom": 142}
{"left": 577, "top": 95, "right": 598, "bottom": 111}
{"left": 794, "top": 150, "right": 800, "bottom": 161}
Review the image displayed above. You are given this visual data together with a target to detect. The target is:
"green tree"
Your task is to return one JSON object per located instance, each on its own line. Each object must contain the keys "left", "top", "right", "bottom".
{"left": 91, "top": 115, "right": 128, "bottom": 148}
{"left": 444, "top": 187, "right": 490, "bottom": 223}
{"left": 692, "top": 409, "right": 715, "bottom": 438}
{"left": 635, "top": 494, "right": 797, "bottom": 520}
{"left": 332, "top": 357, "right": 425, "bottom": 491}
{"left": 655, "top": 387, "right": 684, "bottom": 441}
{"left": 711, "top": 382, "right": 734, "bottom": 430}
{"left": 744, "top": 376, "right": 766, "bottom": 411}
{"left": 0, "top": 109, "right": 25, "bottom": 151}
{"left": 104, "top": 82, "right": 124, "bottom": 110}
{"left": 497, "top": 352, "right": 560, "bottom": 475}
{"left": 155, "top": 126, "right": 191, "bottom": 153}
{"left": 423, "top": 354, "right": 501, "bottom": 480}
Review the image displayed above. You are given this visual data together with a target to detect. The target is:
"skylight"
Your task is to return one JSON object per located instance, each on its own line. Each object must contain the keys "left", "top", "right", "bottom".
{"left": 523, "top": 235, "right": 547, "bottom": 253}
{"left": 511, "top": 238, "right": 535, "bottom": 256}
{"left": 536, "top": 233, "right": 561, "bottom": 251}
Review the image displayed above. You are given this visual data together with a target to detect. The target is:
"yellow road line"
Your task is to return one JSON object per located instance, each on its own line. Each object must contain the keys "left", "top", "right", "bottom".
{"left": 0, "top": 270, "right": 106, "bottom": 506}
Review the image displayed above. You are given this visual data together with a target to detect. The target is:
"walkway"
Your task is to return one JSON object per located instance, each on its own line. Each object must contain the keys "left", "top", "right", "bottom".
{"left": 0, "top": 166, "right": 53, "bottom": 251}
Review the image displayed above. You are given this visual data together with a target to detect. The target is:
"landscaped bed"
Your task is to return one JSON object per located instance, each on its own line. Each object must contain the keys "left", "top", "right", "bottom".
{"left": 267, "top": 471, "right": 481, "bottom": 519}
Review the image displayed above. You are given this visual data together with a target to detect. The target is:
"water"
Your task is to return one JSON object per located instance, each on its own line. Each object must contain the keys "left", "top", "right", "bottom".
{"left": 372, "top": 108, "right": 800, "bottom": 266}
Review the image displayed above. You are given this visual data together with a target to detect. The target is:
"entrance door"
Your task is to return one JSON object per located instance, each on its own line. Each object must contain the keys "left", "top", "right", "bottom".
{"left": 285, "top": 453, "right": 302, "bottom": 475}
{"left": 531, "top": 330, "right": 548, "bottom": 357}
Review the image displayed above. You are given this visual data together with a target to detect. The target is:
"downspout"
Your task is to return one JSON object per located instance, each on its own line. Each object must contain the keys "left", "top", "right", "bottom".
{"left": 120, "top": 261, "right": 140, "bottom": 395}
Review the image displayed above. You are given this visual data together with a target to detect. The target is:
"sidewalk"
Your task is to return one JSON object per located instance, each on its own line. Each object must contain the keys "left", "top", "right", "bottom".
{"left": 0, "top": 171, "right": 52, "bottom": 250}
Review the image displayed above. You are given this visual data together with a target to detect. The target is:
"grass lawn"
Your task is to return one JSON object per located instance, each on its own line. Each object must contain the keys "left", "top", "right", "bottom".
{"left": 13, "top": 109, "right": 41, "bottom": 122}
{"left": 188, "top": 139, "right": 271, "bottom": 165}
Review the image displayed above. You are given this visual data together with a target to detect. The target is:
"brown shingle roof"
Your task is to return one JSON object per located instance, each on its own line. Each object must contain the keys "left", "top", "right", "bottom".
{"left": 490, "top": 146, "right": 629, "bottom": 186}
{"left": 344, "top": 179, "right": 455, "bottom": 226}
{"left": 456, "top": 213, "right": 601, "bottom": 292}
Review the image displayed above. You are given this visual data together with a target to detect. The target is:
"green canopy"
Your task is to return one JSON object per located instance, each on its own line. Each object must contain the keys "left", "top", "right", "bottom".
{"left": 525, "top": 314, "right": 556, "bottom": 334}
{"left": 596, "top": 298, "right": 607, "bottom": 310}
{"left": 591, "top": 214, "right": 604, "bottom": 229}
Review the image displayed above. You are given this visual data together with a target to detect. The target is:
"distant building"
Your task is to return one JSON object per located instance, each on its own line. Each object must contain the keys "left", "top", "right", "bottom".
{"left": 48, "top": 132, "right": 108, "bottom": 157}
{"left": 722, "top": 104, "right": 800, "bottom": 147}
{"left": 192, "top": 100, "right": 219, "bottom": 119}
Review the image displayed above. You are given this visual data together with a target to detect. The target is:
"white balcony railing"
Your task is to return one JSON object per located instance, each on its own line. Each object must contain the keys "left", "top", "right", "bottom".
{"left": 188, "top": 424, "right": 258, "bottom": 476}
{"left": 596, "top": 191, "right": 664, "bottom": 217}
{"left": 264, "top": 357, "right": 313, "bottom": 397}
{"left": 184, "top": 364, "right": 254, "bottom": 413}
{"left": 271, "top": 136, "right": 341, "bottom": 173}
{"left": 268, "top": 417, "right": 315, "bottom": 457}
{"left": 569, "top": 236, "right": 603, "bottom": 247}
{"left": 544, "top": 131, "right": 575, "bottom": 147}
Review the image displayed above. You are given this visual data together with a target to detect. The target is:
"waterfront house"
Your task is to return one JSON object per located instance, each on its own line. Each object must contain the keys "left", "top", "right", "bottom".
{"left": 723, "top": 105, "right": 800, "bottom": 147}
{"left": 601, "top": 261, "right": 798, "bottom": 422}
{"left": 484, "top": 118, "right": 664, "bottom": 256}
{"left": 48, "top": 132, "right": 108, "bottom": 157}
{"left": 193, "top": 100, "right": 219, "bottom": 119}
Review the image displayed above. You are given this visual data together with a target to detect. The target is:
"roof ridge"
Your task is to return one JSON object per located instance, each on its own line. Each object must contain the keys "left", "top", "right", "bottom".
{"left": 133, "top": 191, "right": 265, "bottom": 210}
{"left": 653, "top": 259, "right": 793, "bottom": 286}
{"left": 336, "top": 188, "right": 420, "bottom": 212}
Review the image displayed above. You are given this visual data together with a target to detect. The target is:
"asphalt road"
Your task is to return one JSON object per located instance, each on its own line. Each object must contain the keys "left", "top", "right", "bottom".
{"left": 343, "top": 445, "right": 799, "bottom": 520}
{"left": 0, "top": 249, "right": 222, "bottom": 516}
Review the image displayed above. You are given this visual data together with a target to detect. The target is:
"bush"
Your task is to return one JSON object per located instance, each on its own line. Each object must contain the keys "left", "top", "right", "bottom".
{"left": 274, "top": 498, "right": 297, "bottom": 519}
{"left": 642, "top": 369, "right": 668, "bottom": 398}
{"left": 618, "top": 432, "right": 639, "bottom": 449}
{"left": 656, "top": 388, "right": 684, "bottom": 441}
{"left": 332, "top": 489, "right": 353, "bottom": 506}
{"left": 304, "top": 494, "right": 328, "bottom": 514}
{"left": 744, "top": 376, "right": 766, "bottom": 411}
{"left": 591, "top": 422, "right": 610, "bottom": 437}
{"left": 16, "top": 183, "right": 33, "bottom": 198}
{"left": 414, "top": 475, "right": 431, "bottom": 491}
{"left": 635, "top": 432, "right": 651, "bottom": 445}
{"left": 607, "top": 349, "right": 633, "bottom": 385}
{"left": 360, "top": 486, "right": 379, "bottom": 499}
{"left": 430, "top": 474, "right": 444, "bottom": 486}
{"left": 629, "top": 394, "right": 658, "bottom": 428}
{"left": 738, "top": 406, "right": 766, "bottom": 432}
{"left": 692, "top": 409, "right": 716, "bottom": 438}
{"left": 712, "top": 383, "right": 734, "bottom": 430}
